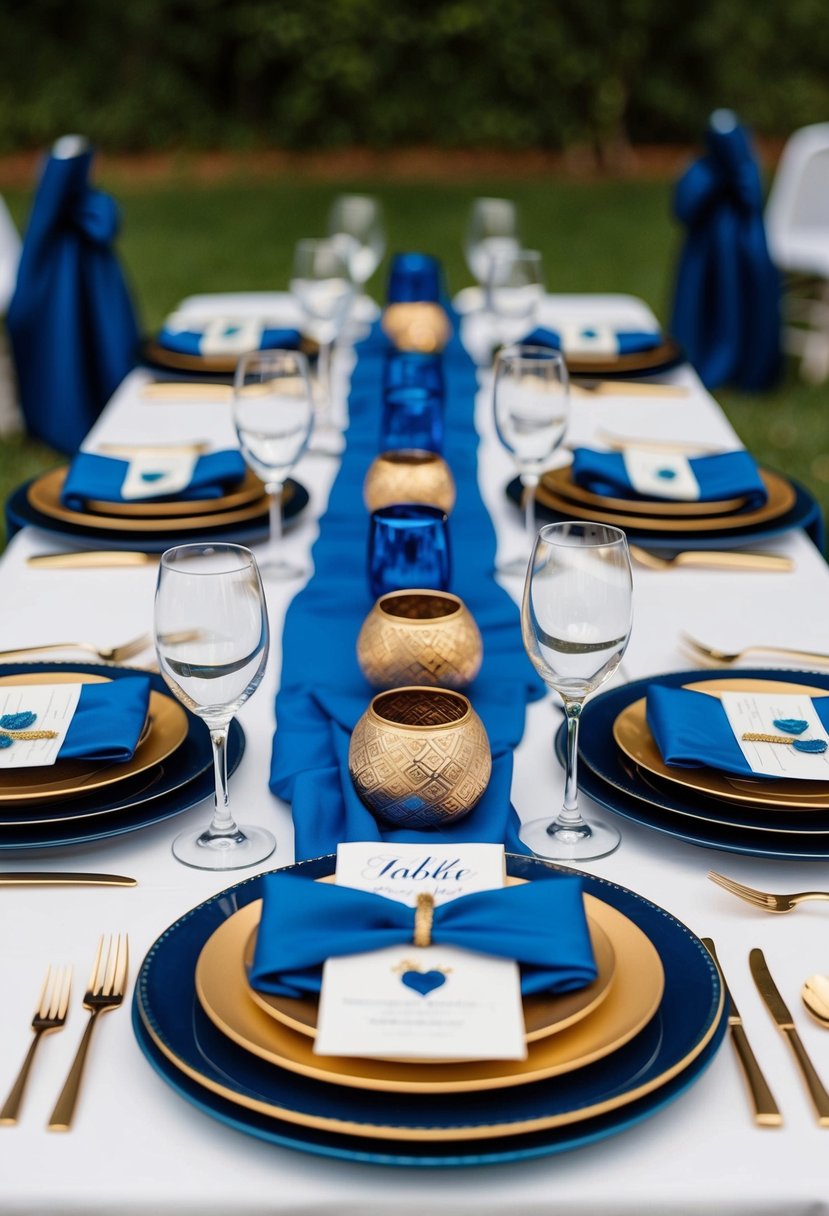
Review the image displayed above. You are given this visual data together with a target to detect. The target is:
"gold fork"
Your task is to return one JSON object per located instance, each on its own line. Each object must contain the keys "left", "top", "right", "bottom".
{"left": 0, "top": 632, "right": 152, "bottom": 664}
{"left": 47, "top": 935, "right": 128, "bottom": 1131}
{"left": 0, "top": 966, "right": 72, "bottom": 1125}
{"left": 681, "top": 633, "right": 829, "bottom": 667}
{"left": 709, "top": 870, "right": 829, "bottom": 914}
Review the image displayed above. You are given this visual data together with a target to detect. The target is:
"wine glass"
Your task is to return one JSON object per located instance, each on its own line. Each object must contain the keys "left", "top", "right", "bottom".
{"left": 154, "top": 543, "right": 275, "bottom": 870}
{"left": 233, "top": 349, "right": 313, "bottom": 581}
{"left": 493, "top": 344, "right": 569, "bottom": 575}
{"left": 327, "top": 194, "right": 385, "bottom": 286}
{"left": 464, "top": 197, "right": 521, "bottom": 289}
{"left": 488, "top": 248, "right": 544, "bottom": 345}
{"left": 290, "top": 238, "right": 353, "bottom": 428}
{"left": 520, "top": 522, "right": 632, "bottom": 861}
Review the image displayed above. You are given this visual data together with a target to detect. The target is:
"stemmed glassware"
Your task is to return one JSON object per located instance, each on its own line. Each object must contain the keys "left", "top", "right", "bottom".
{"left": 233, "top": 349, "right": 314, "bottom": 581}
{"left": 488, "top": 248, "right": 544, "bottom": 345}
{"left": 464, "top": 197, "right": 521, "bottom": 290}
{"left": 520, "top": 522, "right": 633, "bottom": 861}
{"left": 327, "top": 194, "right": 385, "bottom": 287}
{"left": 493, "top": 344, "right": 569, "bottom": 575}
{"left": 290, "top": 238, "right": 353, "bottom": 429}
{"left": 154, "top": 543, "right": 275, "bottom": 871}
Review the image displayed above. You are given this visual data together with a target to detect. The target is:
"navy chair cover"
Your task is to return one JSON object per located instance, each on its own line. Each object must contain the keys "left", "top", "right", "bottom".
{"left": 6, "top": 138, "right": 140, "bottom": 452}
{"left": 670, "top": 111, "right": 781, "bottom": 392}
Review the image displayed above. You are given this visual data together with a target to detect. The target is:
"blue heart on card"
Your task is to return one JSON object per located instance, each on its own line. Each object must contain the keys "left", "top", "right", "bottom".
{"left": 140, "top": 471, "right": 166, "bottom": 483}
{"left": 401, "top": 970, "right": 446, "bottom": 997}
{"left": 656, "top": 467, "right": 678, "bottom": 480}
{"left": 773, "top": 718, "right": 809, "bottom": 735}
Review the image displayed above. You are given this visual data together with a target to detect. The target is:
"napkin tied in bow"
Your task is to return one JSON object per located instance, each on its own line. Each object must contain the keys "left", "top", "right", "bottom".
{"left": 249, "top": 871, "right": 597, "bottom": 999}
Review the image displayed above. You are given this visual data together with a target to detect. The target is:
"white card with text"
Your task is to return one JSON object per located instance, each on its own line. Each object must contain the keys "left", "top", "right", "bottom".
{"left": 0, "top": 682, "right": 82, "bottom": 769}
{"left": 313, "top": 842, "right": 526, "bottom": 1060}
{"left": 720, "top": 691, "right": 829, "bottom": 780}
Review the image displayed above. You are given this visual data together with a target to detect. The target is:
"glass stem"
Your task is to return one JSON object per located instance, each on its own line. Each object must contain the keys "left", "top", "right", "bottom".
{"left": 522, "top": 473, "right": 539, "bottom": 547}
{"left": 318, "top": 340, "right": 333, "bottom": 420}
{"left": 207, "top": 725, "right": 238, "bottom": 837}
{"left": 558, "top": 698, "right": 586, "bottom": 825}
{"left": 267, "top": 483, "right": 284, "bottom": 562}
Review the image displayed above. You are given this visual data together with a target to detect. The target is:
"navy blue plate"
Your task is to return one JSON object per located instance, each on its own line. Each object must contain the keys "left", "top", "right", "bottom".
{"left": 560, "top": 668, "right": 829, "bottom": 859}
{"left": 133, "top": 853, "right": 725, "bottom": 1165}
{"left": 5, "top": 476, "right": 309, "bottom": 554}
{"left": 0, "top": 662, "right": 244, "bottom": 849}
{"left": 508, "top": 475, "right": 824, "bottom": 553}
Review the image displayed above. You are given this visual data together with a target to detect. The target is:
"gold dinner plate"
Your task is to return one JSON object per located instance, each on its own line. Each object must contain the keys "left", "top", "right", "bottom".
{"left": 613, "top": 677, "right": 829, "bottom": 810}
{"left": 535, "top": 468, "right": 795, "bottom": 533}
{"left": 27, "top": 467, "right": 274, "bottom": 534}
{"left": 542, "top": 465, "right": 747, "bottom": 518}
{"left": 88, "top": 467, "right": 267, "bottom": 519}
{"left": 243, "top": 925, "right": 617, "bottom": 1048}
{"left": 242, "top": 907, "right": 617, "bottom": 1047}
{"left": 194, "top": 894, "right": 663, "bottom": 1094}
{"left": 0, "top": 672, "right": 188, "bottom": 804}
{"left": 564, "top": 336, "right": 684, "bottom": 377}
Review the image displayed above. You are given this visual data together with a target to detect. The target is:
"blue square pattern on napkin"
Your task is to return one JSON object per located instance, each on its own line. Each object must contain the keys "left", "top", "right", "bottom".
{"left": 647, "top": 684, "right": 829, "bottom": 779}
{"left": 61, "top": 450, "right": 247, "bottom": 510}
{"left": 571, "top": 448, "right": 768, "bottom": 508}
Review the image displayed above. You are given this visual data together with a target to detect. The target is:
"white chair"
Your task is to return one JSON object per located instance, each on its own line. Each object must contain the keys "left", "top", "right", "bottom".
{"left": 0, "top": 195, "right": 21, "bottom": 433}
{"left": 765, "top": 123, "right": 829, "bottom": 381}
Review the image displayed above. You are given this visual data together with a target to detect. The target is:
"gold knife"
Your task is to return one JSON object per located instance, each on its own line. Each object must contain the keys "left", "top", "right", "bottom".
{"left": 0, "top": 872, "right": 137, "bottom": 887}
{"left": 702, "top": 938, "right": 781, "bottom": 1126}
{"left": 140, "top": 382, "right": 233, "bottom": 402}
{"left": 571, "top": 380, "right": 689, "bottom": 399}
{"left": 749, "top": 947, "right": 829, "bottom": 1125}
{"left": 27, "top": 552, "right": 158, "bottom": 569}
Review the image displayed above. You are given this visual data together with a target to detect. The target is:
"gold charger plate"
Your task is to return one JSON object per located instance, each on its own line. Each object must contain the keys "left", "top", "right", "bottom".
{"left": 88, "top": 467, "right": 266, "bottom": 519}
{"left": 542, "top": 464, "right": 747, "bottom": 518}
{"left": 0, "top": 672, "right": 188, "bottom": 804}
{"left": 535, "top": 468, "right": 795, "bottom": 533}
{"left": 242, "top": 905, "right": 617, "bottom": 1046}
{"left": 565, "top": 336, "right": 684, "bottom": 377}
{"left": 613, "top": 677, "right": 829, "bottom": 810}
{"left": 27, "top": 467, "right": 275, "bottom": 534}
{"left": 142, "top": 337, "right": 318, "bottom": 376}
{"left": 194, "top": 894, "right": 663, "bottom": 1094}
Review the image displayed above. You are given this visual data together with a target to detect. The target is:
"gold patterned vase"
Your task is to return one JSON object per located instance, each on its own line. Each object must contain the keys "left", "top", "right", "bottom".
{"left": 363, "top": 450, "right": 456, "bottom": 514}
{"left": 357, "top": 590, "right": 482, "bottom": 690}
{"left": 348, "top": 687, "right": 491, "bottom": 828}
{"left": 381, "top": 302, "right": 452, "bottom": 353}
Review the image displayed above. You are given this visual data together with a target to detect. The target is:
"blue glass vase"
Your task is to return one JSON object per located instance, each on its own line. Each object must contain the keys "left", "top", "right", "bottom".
{"left": 380, "top": 385, "right": 444, "bottom": 454}
{"left": 367, "top": 503, "right": 451, "bottom": 598}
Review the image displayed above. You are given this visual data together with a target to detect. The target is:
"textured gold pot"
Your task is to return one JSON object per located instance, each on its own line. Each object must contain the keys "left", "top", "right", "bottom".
{"left": 357, "top": 590, "right": 482, "bottom": 690}
{"left": 348, "top": 686, "right": 491, "bottom": 828}
{"left": 363, "top": 450, "right": 456, "bottom": 515}
{"left": 381, "top": 302, "right": 452, "bottom": 353}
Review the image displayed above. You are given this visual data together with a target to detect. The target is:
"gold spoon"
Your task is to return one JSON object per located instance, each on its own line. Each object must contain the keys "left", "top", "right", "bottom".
{"left": 802, "top": 975, "right": 829, "bottom": 1027}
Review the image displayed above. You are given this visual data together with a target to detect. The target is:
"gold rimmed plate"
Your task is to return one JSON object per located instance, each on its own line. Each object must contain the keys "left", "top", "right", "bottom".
{"left": 565, "top": 336, "right": 684, "bottom": 377}
{"left": 242, "top": 891, "right": 617, "bottom": 1047}
{"left": 542, "top": 464, "right": 748, "bottom": 518}
{"left": 27, "top": 466, "right": 277, "bottom": 534}
{"left": 141, "top": 337, "right": 318, "bottom": 377}
{"left": 535, "top": 468, "right": 795, "bottom": 534}
{"left": 194, "top": 894, "right": 663, "bottom": 1094}
{"left": 0, "top": 672, "right": 188, "bottom": 804}
{"left": 88, "top": 467, "right": 267, "bottom": 519}
{"left": 613, "top": 676, "right": 829, "bottom": 810}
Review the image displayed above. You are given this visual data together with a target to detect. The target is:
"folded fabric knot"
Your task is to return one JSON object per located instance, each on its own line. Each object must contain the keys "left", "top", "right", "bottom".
{"left": 521, "top": 325, "right": 661, "bottom": 360}
{"left": 249, "top": 871, "right": 598, "bottom": 999}
{"left": 157, "top": 314, "right": 302, "bottom": 358}
{"left": 61, "top": 449, "right": 247, "bottom": 510}
{"left": 646, "top": 685, "right": 829, "bottom": 779}
{"left": 73, "top": 189, "right": 120, "bottom": 245}
{"left": 570, "top": 447, "right": 767, "bottom": 507}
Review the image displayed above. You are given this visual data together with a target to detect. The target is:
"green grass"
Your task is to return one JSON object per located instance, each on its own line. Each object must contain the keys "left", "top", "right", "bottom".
{"left": 2, "top": 173, "right": 827, "bottom": 542}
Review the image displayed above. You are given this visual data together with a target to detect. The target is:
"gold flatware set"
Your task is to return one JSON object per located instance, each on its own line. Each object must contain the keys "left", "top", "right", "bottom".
{"left": 0, "top": 631, "right": 153, "bottom": 664}
{"left": 709, "top": 870, "right": 829, "bottom": 914}
{"left": 629, "top": 546, "right": 793, "bottom": 573}
{"left": 2, "top": 935, "right": 129, "bottom": 1129}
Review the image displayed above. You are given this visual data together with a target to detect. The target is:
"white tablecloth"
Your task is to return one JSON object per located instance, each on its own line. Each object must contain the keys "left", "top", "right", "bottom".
{"left": 1, "top": 294, "right": 828, "bottom": 1215}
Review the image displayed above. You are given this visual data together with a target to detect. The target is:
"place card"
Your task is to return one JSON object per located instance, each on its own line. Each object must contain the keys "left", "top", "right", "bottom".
{"left": 120, "top": 451, "right": 198, "bottom": 500}
{"left": 720, "top": 691, "right": 829, "bottom": 780}
{"left": 0, "top": 683, "right": 81, "bottom": 768}
{"left": 314, "top": 842, "right": 526, "bottom": 1061}
{"left": 623, "top": 449, "right": 701, "bottom": 501}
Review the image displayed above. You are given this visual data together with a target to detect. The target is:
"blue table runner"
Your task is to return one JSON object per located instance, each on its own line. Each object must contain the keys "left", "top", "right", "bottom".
{"left": 270, "top": 317, "right": 545, "bottom": 859}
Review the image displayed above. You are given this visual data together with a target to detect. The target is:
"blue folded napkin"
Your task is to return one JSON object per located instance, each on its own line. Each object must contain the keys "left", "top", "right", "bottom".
{"left": 156, "top": 317, "right": 301, "bottom": 357}
{"left": 521, "top": 325, "right": 662, "bottom": 358}
{"left": 249, "top": 871, "right": 597, "bottom": 999}
{"left": 61, "top": 450, "right": 247, "bottom": 510}
{"left": 1, "top": 676, "right": 152, "bottom": 764}
{"left": 647, "top": 684, "right": 829, "bottom": 779}
{"left": 570, "top": 447, "right": 768, "bottom": 507}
